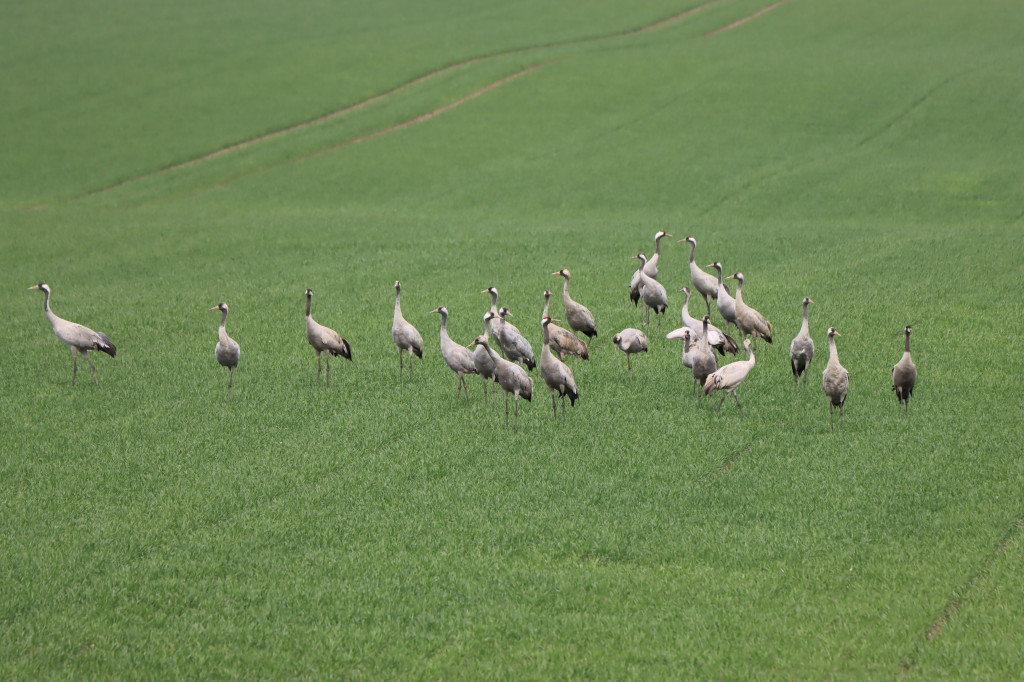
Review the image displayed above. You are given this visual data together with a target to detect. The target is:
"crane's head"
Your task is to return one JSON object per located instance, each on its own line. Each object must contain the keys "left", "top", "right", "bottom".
{"left": 498, "top": 306, "right": 512, "bottom": 319}
{"left": 469, "top": 335, "right": 489, "bottom": 349}
{"left": 484, "top": 311, "right": 497, "bottom": 323}
{"left": 305, "top": 288, "right": 313, "bottom": 297}
{"left": 744, "top": 338, "right": 753, "bottom": 352}
{"left": 543, "top": 289, "right": 552, "bottom": 298}
{"left": 210, "top": 302, "right": 229, "bottom": 312}
{"left": 431, "top": 306, "right": 448, "bottom": 316}
{"left": 482, "top": 286, "right": 498, "bottom": 296}
{"left": 827, "top": 327, "right": 840, "bottom": 338}
{"left": 681, "top": 286, "right": 691, "bottom": 295}
{"left": 552, "top": 268, "right": 570, "bottom": 279}
{"left": 632, "top": 253, "right": 647, "bottom": 263}
{"left": 803, "top": 296, "right": 814, "bottom": 305}
{"left": 394, "top": 280, "right": 401, "bottom": 292}
{"left": 905, "top": 325, "right": 913, "bottom": 335}
{"left": 681, "top": 235, "right": 696, "bottom": 246}
{"left": 707, "top": 261, "right": 722, "bottom": 271}
{"left": 702, "top": 315, "right": 711, "bottom": 326}
{"left": 655, "top": 230, "right": 670, "bottom": 240}
{"left": 28, "top": 282, "right": 50, "bottom": 294}
{"left": 612, "top": 333, "right": 622, "bottom": 346}
{"left": 727, "top": 272, "right": 744, "bottom": 283}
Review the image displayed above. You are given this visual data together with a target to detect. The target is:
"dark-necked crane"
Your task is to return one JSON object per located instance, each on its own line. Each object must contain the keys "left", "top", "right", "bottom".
{"left": 612, "top": 328, "right": 648, "bottom": 378}
{"left": 431, "top": 306, "right": 478, "bottom": 403}
{"left": 392, "top": 280, "right": 423, "bottom": 380}
{"left": 691, "top": 315, "right": 718, "bottom": 405}
{"left": 789, "top": 297, "right": 815, "bottom": 393}
{"left": 481, "top": 286, "right": 506, "bottom": 357}
{"left": 553, "top": 268, "right": 597, "bottom": 342}
{"left": 726, "top": 272, "right": 773, "bottom": 347}
{"left": 470, "top": 335, "right": 533, "bottom": 432}
{"left": 540, "top": 316, "right": 579, "bottom": 421}
{"left": 474, "top": 312, "right": 499, "bottom": 404}
{"left": 680, "top": 286, "right": 738, "bottom": 355}
{"left": 704, "top": 339, "right": 756, "bottom": 416}
{"left": 542, "top": 290, "right": 588, "bottom": 360}
{"left": 630, "top": 230, "right": 671, "bottom": 307}
{"left": 822, "top": 327, "right": 849, "bottom": 432}
{"left": 632, "top": 254, "right": 667, "bottom": 334}
{"left": 495, "top": 306, "right": 536, "bottom": 370}
{"left": 892, "top": 325, "right": 917, "bottom": 415}
{"left": 305, "top": 288, "right": 352, "bottom": 388}
{"left": 682, "top": 236, "right": 719, "bottom": 317}
{"left": 29, "top": 282, "right": 116, "bottom": 386}
{"left": 210, "top": 302, "right": 240, "bottom": 398}
{"left": 708, "top": 261, "right": 736, "bottom": 334}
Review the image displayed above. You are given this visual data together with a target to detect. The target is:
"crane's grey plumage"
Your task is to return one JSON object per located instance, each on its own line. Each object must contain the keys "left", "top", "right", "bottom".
{"left": 29, "top": 282, "right": 116, "bottom": 386}
{"left": 892, "top": 325, "right": 917, "bottom": 415}
{"left": 305, "top": 289, "right": 351, "bottom": 388}
{"left": 482, "top": 286, "right": 508, "bottom": 358}
{"left": 431, "top": 305, "right": 478, "bottom": 403}
{"left": 789, "top": 297, "right": 815, "bottom": 393}
{"left": 471, "top": 335, "right": 533, "bottom": 432}
{"left": 210, "top": 302, "right": 240, "bottom": 398}
{"left": 540, "top": 316, "right": 579, "bottom": 421}
{"left": 704, "top": 339, "right": 756, "bottom": 416}
{"left": 494, "top": 306, "right": 536, "bottom": 370}
{"left": 643, "top": 230, "right": 670, "bottom": 280}
{"left": 666, "top": 327, "right": 701, "bottom": 397}
{"left": 822, "top": 327, "right": 849, "bottom": 431}
{"left": 612, "top": 328, "right": 648, "bottom": 378}
{"left": 542, "top": 290, "right": 588, "bottom": 360}
{"left": 727, "top": 272, "right": 773, "bottom": 347}
{"left": 633, "top": 254, "right": 667, "bottom": 334}
{"left": 553, "top": 269, "right": 597, "bottom": 341}
{"left": 392, "top": 280, "right": 423, "bottom": 380}
{"left": 473, "top": 312, "right": 499, "bottom": 404}
{"left": 691, "top": 315, "right": 718, "bottom": 405}
{"left": 682, "top": 236, "right": 719, "bottom": 317}
{"left": 709, "top": 261, "right": 736, "bottom": 334}
{"left": 680, "top": 286, "right": 738, "bottom": 355}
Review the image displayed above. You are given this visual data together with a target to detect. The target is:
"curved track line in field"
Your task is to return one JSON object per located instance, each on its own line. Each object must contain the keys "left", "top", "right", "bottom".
{"left": 187, "top": 64, "right": 547, "bottom": 200}
{"left": 23, "top": 1, "right": 733, "bottom": 208}
{"left": 704, "top": 0, "right": 789, "bottom": 36}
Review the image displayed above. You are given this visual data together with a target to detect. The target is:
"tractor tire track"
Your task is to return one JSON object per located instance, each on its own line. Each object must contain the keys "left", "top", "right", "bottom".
{"left": 28, "top": 1, "right": 735, "bottom": 208}
{"left": 704, "top": 0, "right": 789, "bottom": 36}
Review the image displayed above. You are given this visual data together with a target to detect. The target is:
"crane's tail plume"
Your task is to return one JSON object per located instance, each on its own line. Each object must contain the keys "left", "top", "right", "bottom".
{"left": 524, "top": 357, "right": 536, "bottom": 371}
{"left": 723, "top": 334, "right": 739, "bottom": 354}
{"left": 97, "top": 333, "right": 116, "bottom": 357}
{"left": 412, "top": 346, "right": 423, "bottom": 359}
{"left": 332, "top": 339, "right": 353, "bottom": 360}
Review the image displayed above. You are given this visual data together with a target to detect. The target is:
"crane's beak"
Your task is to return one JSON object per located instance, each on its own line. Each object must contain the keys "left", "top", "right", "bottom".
{"left": 209, "top": 305, "right": 220, "bottom": 311}
{"left": 28, "top": 284, "right": 40, "bottom": 290}
{"left": 551, "top": 271, "right": 561, "bottom": 276}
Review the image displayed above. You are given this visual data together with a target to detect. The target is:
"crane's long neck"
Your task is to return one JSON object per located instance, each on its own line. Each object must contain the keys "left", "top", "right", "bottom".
{"left": 42, "top": 289, "right": 61, "bottom": 329}
{"left": 562, "top": 277, "right": 571, "bottom": 302}
{"left": 828, "top": 334, "right": 838, "bottom": 362}
{"left": 305, "top": 294, "right": 312, "bottom": 318}
{"left": 799, "top": 302, "right": 809, "bottom": 336}
{"left": 439, "top": 311, "right": 449, "bottom": 340}
{"left": 220, "top": 309, "right": 228, "bottom": 329}
{"left": 483, "top": 319, "right": 491, "bottom": 341}
{"left": 542, "top": 294, "right": 550, "bottom": 319}
{"left": 682, "top": 291, "right": 693, "bottom": 324}
{"left": 700, "top": 321, "right": 710, "bottom": 352}
{"left": 542, "top": 323, "right": 551, "bottom": 350}
{"left": 489, "top": 290, "right": 498, "bottom": 315}
{"left": 734, "top": 278, "right": 744, "bottom": 304}
{"left": 394, "top": 289, "right": 402, "bottom": 320}
{"left": 904, "top": 330, "right": 911, "bottom": 354}
{"left": 654, "top": 236, "right": 663, "bottom": 257}
{"left": 688, "top": 240, "right": 696, "bottom": 264}
{"left": 715, "top": 266, "right": 724, "bottom": 287}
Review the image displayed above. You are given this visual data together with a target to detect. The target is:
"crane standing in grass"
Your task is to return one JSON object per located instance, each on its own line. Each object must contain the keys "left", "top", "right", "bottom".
{"left": 630, "top": 231, "right": 670, "bottom": 307}
{"left": 540, "top": 316, "right": 579, "bottom": 422}
{"left": 494, "top": 306, "right": 536, "bottom": 370}
{"left": 691, "top": 315, "right": 718, "bottom": 405}
{"left": 553, "top": 268, "right": 597, "bottom": 342}
{"left": 709, "top": 261, "right": 736, "bottom": 334}
{"left": 822, "top": 327, "right": 849, "bottom": 431}
{"left": 431, "top": 305, "right": 478, "bottom": 403}
{"left": 210, "top": 301, "right": 240, "bottom": 398}
{"left": 612, "top": 328, "right": 648, "bottom": 378}
{"left": 789, "top": 297, "right": 814, "bottom": 393}
{"left": 305, "top": 288, "right": 352, "bottom": 388}
{"left": 633, "top": 254, "right": 668, "bottom": 334}
{"left": 682, "top": 236, "right": 719, "bottom": 317}
{"left": 473, "top": 312, "right": 499, "bottom": 405}
{"left": 679, "top": 286, "right": 738, "bottom": 355}
{"left": 29, "top": 282, "right": 116, "bottom": 386}
{"left": 704, "top": 339, "right": 756, "bottom": 416}
{"left": 392, "top": 280, "right": 423, "bottom": 380}
{"left": 471, "top": 335, "right": 533, "bottom": 432}
{"left": 891, "top": 325, "right": 917, "bottom": 415}
{"left": 542, "top": 290, "right": 588, "bottom": 360}
{"left": 727, "top": 272, "right": 773, "bottom": 347}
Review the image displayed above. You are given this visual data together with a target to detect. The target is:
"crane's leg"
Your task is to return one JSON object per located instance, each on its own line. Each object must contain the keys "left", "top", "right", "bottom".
{"left": 315, "top": 351, "right": 322, "bottom": 387}
{"left": 627, "top": 354, "right": 632, "bottom": 378}
{"left": 228, "top": 366, "right": 234, "bottom": 399}
{"left": 733, "top": 391, "right": 745, "bottom": 418}
{"left": 326, "top": 355, "right": 331, "bottom": 388}
{"left": 71, "top": 347, "right": 79, "bottom": 386}
{"left": 514, "top": 394, "right": 519, "bottom": 433}
{"left": 481, "top": 376, "right": 489, "bottom": 405}
{"left": 505, "top": 392, "right": 510, "bottom": 427}
{"left": 462, "top": 374, "right": 470, "bottom": 404}
{"left": 716, "top": 393, "right": 726, "bottom": 413}
{"left": 551, "top": 390, "right": 557, "bottom": 417}
{"left": 829, "top": 403, "right": 835, "bottom": 432}
{"left": 840, "top": 401, "right": 845, "bottom": 429}
{"left": 561, "top": 395, "right": 566, "bottom": 423}
{"left": 84, "top": 351, "right": 99, "bottom": 386}
{"left": 408, "top": 349, "right": 413, "bottom": 379}
{"left": 398, "top": 348, "right": 404, "bottom": 380}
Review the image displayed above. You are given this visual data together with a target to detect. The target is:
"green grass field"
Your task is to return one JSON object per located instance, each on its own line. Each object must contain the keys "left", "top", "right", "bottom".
{"left": 3, "top": 0, "right": 1024, "bottom": 677}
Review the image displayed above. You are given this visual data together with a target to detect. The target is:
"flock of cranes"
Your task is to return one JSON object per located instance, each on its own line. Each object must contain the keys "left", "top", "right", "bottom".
{"left": 27, "top": 233, "right": 918, "bottom": 433}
